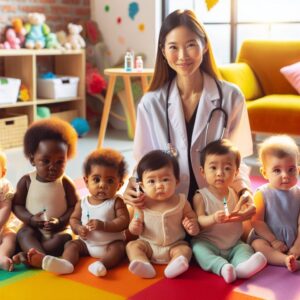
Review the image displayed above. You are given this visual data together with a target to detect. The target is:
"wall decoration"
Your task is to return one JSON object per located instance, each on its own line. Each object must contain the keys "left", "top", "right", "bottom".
{"left": 138, "top": 23, "right": 145, "bottom": 32}
{"left": 129, "top": 2, "right": 139, "bottom": 20}
{"left": 104, "top": 5, "right": 110, "bottom": 12}
{"left": 118, "top": 36, "right": 125, "bottom": 45}
{"left": 205, "top": 0, "right": 219, "bottom": 10}
{"left": 117, "top": 17, "right": 122, "bottom": 24}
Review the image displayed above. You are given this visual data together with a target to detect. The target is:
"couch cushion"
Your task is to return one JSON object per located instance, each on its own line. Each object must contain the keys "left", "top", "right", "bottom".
{"left": 246, "top": 95, "right": 300, "bottom": 135}
{"left": 280, "top": 61, "right": 300, "bottom": 94}
{"left": 237, "top": 40, "right": 300, "bottom": 95}
{"left": 219, "top": 63, "right": 263, "bottom": 100}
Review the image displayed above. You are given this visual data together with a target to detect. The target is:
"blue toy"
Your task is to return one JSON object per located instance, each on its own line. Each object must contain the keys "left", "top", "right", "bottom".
{"left": 71, "top": 117, "right": 90, "bottom": 137}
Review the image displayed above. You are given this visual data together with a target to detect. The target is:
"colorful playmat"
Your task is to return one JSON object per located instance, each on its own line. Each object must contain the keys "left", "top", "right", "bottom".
{"left": 1, "top": 176, "right": 299, "bottom": 300}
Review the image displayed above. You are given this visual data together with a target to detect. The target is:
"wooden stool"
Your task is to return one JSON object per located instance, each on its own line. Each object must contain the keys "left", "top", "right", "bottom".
{"left": 97, "top": 68, "right": 154, "bottom": 148}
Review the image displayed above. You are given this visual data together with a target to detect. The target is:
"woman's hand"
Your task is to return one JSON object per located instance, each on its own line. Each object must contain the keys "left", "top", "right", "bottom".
{"left": 123, "top": 177, "right": 145, "bottom": 208}
{"left": 182, "top": 217, "right": 200, "bottom": 236}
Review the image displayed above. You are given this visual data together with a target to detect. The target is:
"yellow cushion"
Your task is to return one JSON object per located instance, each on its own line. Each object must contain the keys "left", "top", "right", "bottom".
{"left": 219, "top": 63, "right": 263, "bottom": 100}
{"left": 246, "top": 94, "right": 300, "bottom": 135}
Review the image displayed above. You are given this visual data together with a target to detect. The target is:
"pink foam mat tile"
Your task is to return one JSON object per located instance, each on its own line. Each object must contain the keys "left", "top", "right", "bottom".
{"left": 234, "top": 265, "right": 300, "bottom": 300}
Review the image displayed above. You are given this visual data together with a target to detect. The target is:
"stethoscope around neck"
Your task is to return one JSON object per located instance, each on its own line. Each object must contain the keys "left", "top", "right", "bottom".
{"left": 165, "top": 78, "right": 228, "bottom": 157}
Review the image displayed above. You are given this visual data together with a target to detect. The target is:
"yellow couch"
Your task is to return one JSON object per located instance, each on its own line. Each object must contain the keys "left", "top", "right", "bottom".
{"left": 219, "top": 40, "right": 300, "bottom": 135}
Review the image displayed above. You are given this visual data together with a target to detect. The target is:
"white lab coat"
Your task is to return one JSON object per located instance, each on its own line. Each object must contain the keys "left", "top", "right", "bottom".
{"left": 134, "top": 72, "right": 253, "bottom": 197}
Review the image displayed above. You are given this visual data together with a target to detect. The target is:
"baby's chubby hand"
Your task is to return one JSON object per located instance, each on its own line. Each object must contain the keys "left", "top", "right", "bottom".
{"left": 213, "top": 210, "right": 227, "bottom": 224}
{"left": 271, "top": 239, "right": 288, "bottom": 253}
{"left": 86, "top": 219, "right": 104, "bottom": 231}
{"left": 30, "top": 212, "right": 47, "bottom": 229}
{"left": 77, "top": 225, "right": 89, "bottom": 239}
{"left": 129, "top": 218, "right": 143, "bottom": 236}
{"left": 182, "top": 217, "right": 200, "bottom": 236}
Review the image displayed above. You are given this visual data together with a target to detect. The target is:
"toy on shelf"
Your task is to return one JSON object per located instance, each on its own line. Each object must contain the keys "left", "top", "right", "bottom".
{"left": 12, "top": 18, "right": 26, "bottom": 47}
{"left": 71, "top": 117, "right": 90, "bottom": 137}
{"left": 45, "top": 32, "right": 62, "bottom": 49}
{"left": 18, "top": 84, "right": 30, "bottom": 102}
{"left": 25, "top": 13, "right": 50, "bottom": 49}
{"left": 57, "top": 23, "right": 86, "bottom": 50}
{"left": 0, "top": 28, "right": 21, "bottom": 49}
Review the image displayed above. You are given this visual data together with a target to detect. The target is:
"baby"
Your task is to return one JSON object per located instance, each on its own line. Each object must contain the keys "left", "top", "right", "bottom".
{"left": 0, "top": 152, "right": 15, "bottom": 271}
{"left": 126, "top": 150, "right": 199, "bottom": 279}
{"left": 192, "top": 139, "right": 266, "bottom": 283}
{"left": 250, "top": 135, "right": 300, "bottom": 272}
{"left": 13, "top": 118, "right": 79, "bottom": 265}
{"left": 27, "top": 148, "right": 130, "bottom": 277}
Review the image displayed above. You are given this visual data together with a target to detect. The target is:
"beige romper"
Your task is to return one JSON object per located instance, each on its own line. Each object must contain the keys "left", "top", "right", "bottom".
{"left": 140, "top": 194, "right": 188, "bottom": 264}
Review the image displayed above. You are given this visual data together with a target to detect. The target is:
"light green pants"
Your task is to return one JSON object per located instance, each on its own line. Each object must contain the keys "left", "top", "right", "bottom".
{"left": 192, "top": 239, "right": 254, "bottom": 276}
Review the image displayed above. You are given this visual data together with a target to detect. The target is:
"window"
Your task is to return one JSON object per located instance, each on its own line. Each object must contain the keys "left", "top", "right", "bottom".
{"left": 164, "top": 0, "right": 300, "bottom": 64}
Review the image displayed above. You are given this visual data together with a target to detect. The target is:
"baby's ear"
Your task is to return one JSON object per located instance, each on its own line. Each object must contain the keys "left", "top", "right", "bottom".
{"left": 200, "top": 166, "right": 205, "bottom": 177}
{"left": 83, "top": 176, "right": 88, "bottom": 184}
{"left": 260, "top": 166, "right": 267, "bottom": 179}
{"left": 29, "top": 155, "right": 35, "bottom": 166}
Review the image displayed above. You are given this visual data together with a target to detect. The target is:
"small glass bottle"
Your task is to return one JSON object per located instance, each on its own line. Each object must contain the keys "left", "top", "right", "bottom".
{"left": 124, "top": 51, "right": 133, "bottom": 72}
{"left": 135, "top": 56, "right": 143, "bottom": 72}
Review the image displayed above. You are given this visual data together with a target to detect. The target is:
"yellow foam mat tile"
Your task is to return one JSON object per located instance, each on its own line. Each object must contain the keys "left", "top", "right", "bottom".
{"left": 0, "top": 271, "right": 124, "bottom": 300}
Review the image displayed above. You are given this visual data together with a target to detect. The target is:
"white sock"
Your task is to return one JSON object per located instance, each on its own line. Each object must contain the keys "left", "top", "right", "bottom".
{"left": 221, "top": 264, "right": 236, "bottom": 283}
{"left": 42, "top": 256, "right": 74, "bottom": 274}
{"left": 88, "top": 261, "right": 107, "bottom": 277}
{"left": 236, "top": 252, "right": 267, "bottom": 278}
{"left": 129, "top": 260, "right": 156, "bottom": 278}
{"left": 164, "top": 255, "right": 189, "bottom": 278}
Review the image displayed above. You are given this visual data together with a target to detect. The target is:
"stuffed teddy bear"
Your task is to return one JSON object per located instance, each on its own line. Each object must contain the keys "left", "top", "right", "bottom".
{"left": 0, "top": 28, "right": 21, "bottom": 49}
{"left": 64, "top": 23, "right": 86, "bottom": 50}
{"left": 45, "top": 32, "right": 62, "bottom": 49}
{"left": 25, "top": 13, "right": 50, "bottom": 49}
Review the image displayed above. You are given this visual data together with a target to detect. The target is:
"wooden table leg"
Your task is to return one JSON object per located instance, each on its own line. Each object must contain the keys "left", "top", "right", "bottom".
{"left": 141, "top": 76, "right": 149, "bottom": 93}
{"left": 123, "top": 76, "right": 136, "bottom": 139}
{"left": 97, "top": 75, "right": 116, "bottom": 148}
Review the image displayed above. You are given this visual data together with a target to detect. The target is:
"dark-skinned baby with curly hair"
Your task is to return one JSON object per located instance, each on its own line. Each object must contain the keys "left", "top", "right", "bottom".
{"left": 12, "top": 118, "right": 79, "bottom": 266}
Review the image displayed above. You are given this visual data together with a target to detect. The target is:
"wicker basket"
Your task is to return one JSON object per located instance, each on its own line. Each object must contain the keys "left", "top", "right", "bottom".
{"left": 0, "top": 114, "right": 28, "bottom": 149}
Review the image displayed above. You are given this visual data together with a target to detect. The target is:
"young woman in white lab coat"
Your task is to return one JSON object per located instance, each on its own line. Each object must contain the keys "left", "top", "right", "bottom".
{"left": 124, "top": 9, "right": 254, "bottom": 221}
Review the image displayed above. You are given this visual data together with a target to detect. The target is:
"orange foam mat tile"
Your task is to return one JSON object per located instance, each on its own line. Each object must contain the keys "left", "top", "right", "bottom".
{"left": 0, "top": 270, "right": 123, "bottom": 300}
{"left": 64, "top": 257, "right": 165, "bottom": 298}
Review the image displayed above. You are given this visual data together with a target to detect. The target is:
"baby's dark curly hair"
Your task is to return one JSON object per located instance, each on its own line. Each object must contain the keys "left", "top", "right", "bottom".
{"left": 83, "top": 148, "right": 127, "bottom": 181}
{"left": 23, "top": 118, "right": 77, "bottom": 159}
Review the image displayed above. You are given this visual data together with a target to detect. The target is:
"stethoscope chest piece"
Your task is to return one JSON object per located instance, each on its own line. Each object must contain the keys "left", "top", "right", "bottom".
{"left": 166, "top": 143, "right": 178, "bottom": 158}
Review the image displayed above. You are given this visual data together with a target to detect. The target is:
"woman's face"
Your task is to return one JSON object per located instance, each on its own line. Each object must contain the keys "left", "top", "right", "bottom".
{"left": 162, "top": 25, "right": 206, "bottom": 77}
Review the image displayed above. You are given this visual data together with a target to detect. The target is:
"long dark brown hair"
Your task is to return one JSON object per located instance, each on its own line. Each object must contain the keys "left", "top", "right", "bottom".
{"left": 149, "top": 9, "right": 221, "bottom": 91}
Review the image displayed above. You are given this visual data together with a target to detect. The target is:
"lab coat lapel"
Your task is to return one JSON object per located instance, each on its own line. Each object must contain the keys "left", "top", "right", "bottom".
{"left": 191, "top": 73, "right": 220, "bottom": 146}
{"left": 168, "top": 80, "right": 188, "bottom": 146}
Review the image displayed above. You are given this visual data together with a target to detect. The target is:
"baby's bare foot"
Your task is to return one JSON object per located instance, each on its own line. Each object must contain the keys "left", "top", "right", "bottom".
{"left": 27, "top": 248, "right": 45, "bottom": 268}
{"left": 286, "top": 255, "right": 300, "bottom": 272}
{"left": 12, "top": 252, "right": 29, "bottom": 266}
{"left": 0, "top": 256, "right": 14, "bottom": 271}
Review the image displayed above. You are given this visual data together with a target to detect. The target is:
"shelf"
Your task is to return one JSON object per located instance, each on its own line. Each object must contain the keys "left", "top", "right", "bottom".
{"left": 36, "top": 97, "right": 83, "bottom": 105}
{"left": 0, "top": 50, "right": 86, "bottom": 149}
{"left": 0, "top": 101, "right": 35, "bottom": 108}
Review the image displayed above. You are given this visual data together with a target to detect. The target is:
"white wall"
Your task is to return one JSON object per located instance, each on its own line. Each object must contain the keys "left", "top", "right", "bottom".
{"left": 91, "top": 0, "right": 162, "bottom": 67}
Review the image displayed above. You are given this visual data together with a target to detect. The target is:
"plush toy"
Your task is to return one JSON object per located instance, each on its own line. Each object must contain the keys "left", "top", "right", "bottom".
{"left": 0, "top": 28, "right": 21, "bottom": 49}
{"left": 64, "top": 23, "right": 86, "bottom": 50}
{"left": 18, "top": 84, "right": 30, "bottom": 102}
{"left": 86, "top": 63, "right": 106, "bottom": 95}
{"left": 12, "top": 18, "right": 26, "bottom": 46}
{"left": 25, "top": 13, "right": 50, "bottom": 49}
{"left": 45, "top": 32, "right": 62, "bottom": 49}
